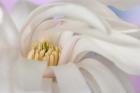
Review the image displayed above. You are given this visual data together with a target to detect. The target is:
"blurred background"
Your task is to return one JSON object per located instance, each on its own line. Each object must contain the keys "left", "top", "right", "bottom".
{"left": 0, "top": 0, "right": 140, "bottom": 93}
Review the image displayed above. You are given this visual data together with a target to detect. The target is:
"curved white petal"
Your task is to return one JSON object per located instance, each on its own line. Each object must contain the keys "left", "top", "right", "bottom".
{"left": 89, "top": 0, "right": 140, "bottom": 33}
{"left": 54, "top": 63, "right": 92, "bottom": 93}
{"left": 22, "top": 3, "right": 108, "bottom": 33}
{"left": 10, "top": 0, "right": 37, "bottom": 31}
{"left": 0, "top": 5, "right": 18, "bottom": 48}
{"left": 71, "top": 36, "right": 140, "bottom": 75}
{"left": 79, "top": 58, "right": 134, "bottom": 93}
{"left": 57, "top": 0, "right": 140, "bottom": 33}
{"left": 59, "top": 35, "right": 79, "bottom": 65}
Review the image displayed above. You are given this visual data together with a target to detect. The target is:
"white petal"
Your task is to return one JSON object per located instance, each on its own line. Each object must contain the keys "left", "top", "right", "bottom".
{"left": 59, "top": 35, "right": 79, "bottom": 65}
{"left": 93, "top": 37, "right": 140, "bottom": 74}
{"left": 79, "top": 58, "right": 134, "bottom": 93}
{"left": 57, "top": 24, "right": 140, "bottom": 46}
{"left": 10, "top": 0, "right": 37, "bottom": 31}
{"left": 88, "top": 0, "right": 140, "bottom": 33}
{"left": 97, "top": 1, "right": 140, "bottom": 33}
{"left": 22, "top": 3, "right": 108, "bottom": 33}
{"left": 59, "top": 31, "right": 74, "bottom": 48}
{"left": 62, "top": 0, "right": 140, "bottom": 33}
{"left": 54, "top": 63, "right": 92, "bottom": 93}
{"left": 0, "top": 6, "right": 19, "bottom": 93}
{"left": 14, "top": 57, "right": 47, "bottom": 91}
{"left": 71, "top": 35, "right": 140, "bottom": 75}
{"left": 0, "top": 6, "right": 18, "bottom": 48}
{"left": 57, "top": 0, "right": 117, "bottom": 20}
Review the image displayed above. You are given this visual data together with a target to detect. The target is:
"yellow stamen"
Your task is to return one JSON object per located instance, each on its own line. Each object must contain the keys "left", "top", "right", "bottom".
{"left": 27, "top": 40, "right": 61, "bottom": 66}
{"left": 49, "top": 54, "right": 54, "bottom": 66}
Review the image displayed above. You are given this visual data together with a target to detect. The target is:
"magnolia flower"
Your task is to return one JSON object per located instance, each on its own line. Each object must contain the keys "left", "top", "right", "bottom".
{"left": 0, "top": 1, "right": 140, "bottom": 93}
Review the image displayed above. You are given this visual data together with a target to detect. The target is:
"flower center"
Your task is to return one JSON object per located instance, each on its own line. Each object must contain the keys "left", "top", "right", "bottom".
{"left": 27, "top": 40, "right": 61, "bottom": 66}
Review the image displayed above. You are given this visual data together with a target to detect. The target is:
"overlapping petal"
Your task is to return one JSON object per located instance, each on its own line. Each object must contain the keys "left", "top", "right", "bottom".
{"left": 0, "top": 1, "right": 140, "bottom": 93}
{"left": 11, "top": 2, "right": 140, "bottom": 93}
